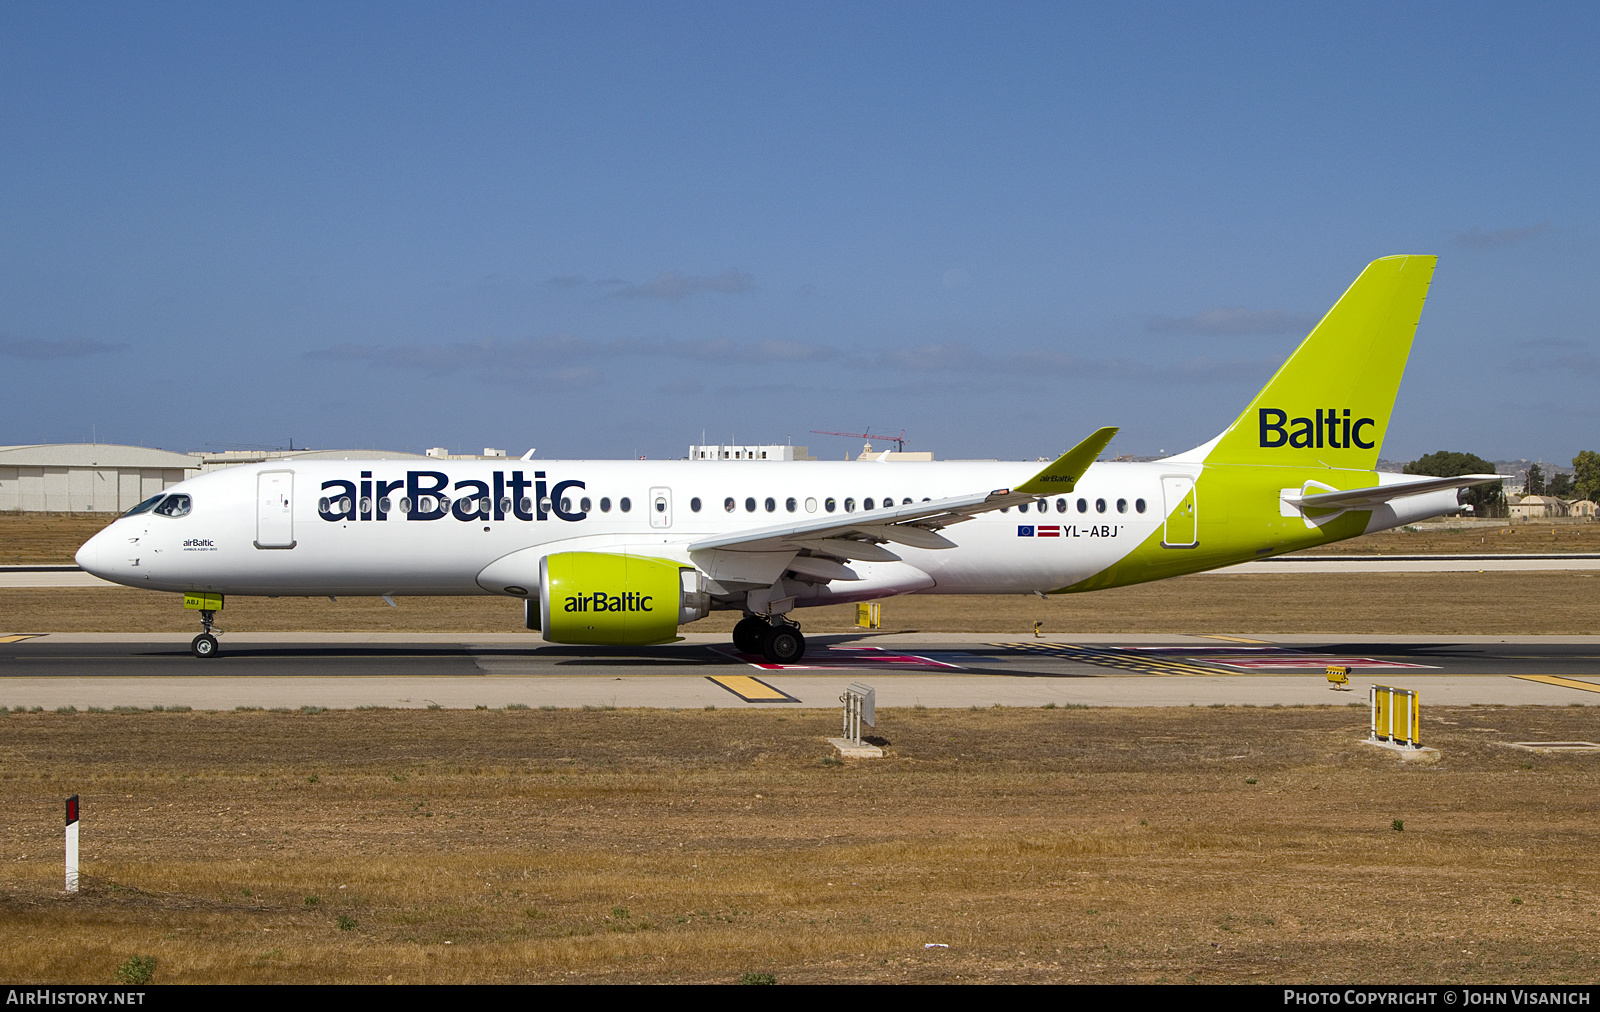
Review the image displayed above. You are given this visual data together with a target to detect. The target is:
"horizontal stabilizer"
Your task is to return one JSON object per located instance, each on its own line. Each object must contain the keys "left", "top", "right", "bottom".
{"left": 1283, "top": 474, "right": 1505, "bottom": 510}
{"left": 1016, "top": 427, "right": 1118, "bottom": 495}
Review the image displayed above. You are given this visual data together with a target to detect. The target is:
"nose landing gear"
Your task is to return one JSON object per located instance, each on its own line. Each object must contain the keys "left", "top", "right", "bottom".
{"left": 192, "top": 609, "right": 219, "bottom": 659}
{"left": 731, "top": 613, "right": 806, "bottom": 664}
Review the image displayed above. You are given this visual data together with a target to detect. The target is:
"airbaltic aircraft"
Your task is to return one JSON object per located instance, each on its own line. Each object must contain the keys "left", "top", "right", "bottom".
{"left": 77, "top": 255, "right": 1498, "bottom": 661}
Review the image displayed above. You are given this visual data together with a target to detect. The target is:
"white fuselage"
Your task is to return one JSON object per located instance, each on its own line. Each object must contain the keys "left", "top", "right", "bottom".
{"left": 75, "top": 458, "right": 1186, "bottom": 601}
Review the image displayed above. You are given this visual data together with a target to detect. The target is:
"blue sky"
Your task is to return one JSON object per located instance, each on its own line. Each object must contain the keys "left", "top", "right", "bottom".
{"left": 1, "top": 2, "right": 1595, "bottom": 463}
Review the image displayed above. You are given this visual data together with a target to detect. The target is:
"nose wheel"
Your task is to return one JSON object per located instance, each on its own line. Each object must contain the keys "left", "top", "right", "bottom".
{"left": 191, "top": 609, "right": 220, "bottom": 659}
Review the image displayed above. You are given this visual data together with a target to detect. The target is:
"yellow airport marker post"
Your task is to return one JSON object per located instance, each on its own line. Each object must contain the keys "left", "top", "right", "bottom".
{"left": 1365, "top": 684, "right": 1437, "bottom": 760}
{"left": 1326, "top": 664, "right": 1351, "bottom": 690}
{"left": 855, "top": 602, "right": 880, "bottom": 630}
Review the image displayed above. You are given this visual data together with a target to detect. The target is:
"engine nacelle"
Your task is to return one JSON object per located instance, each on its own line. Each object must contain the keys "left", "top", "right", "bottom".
{"left": 538, "top": 552, "right": 709, "bottom": 645}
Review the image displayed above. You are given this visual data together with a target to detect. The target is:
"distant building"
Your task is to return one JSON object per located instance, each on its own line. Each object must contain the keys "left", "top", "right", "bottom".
{"left": 193, "top": 448, "right": 433, "bottom": 473}
{"left": 1568, "top": 500, "right": 1597, "bottom": 519}
{"left": 0, "top": 443, "right": 199, "bottom": 512}
{"left": 689, "top": 444, "right": 816, "bottom": 461}
{"left": 1508, "top": 495, "right": 1570, "bottom": 519}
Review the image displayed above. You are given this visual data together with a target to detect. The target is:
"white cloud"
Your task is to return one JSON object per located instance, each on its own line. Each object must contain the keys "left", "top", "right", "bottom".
{"left": 1145, "top": 307, "right": 1317, "bottom": 335}
{"left": 0, "top": 335, "right": 128, "bottom": 359}
{"left": 613, "top": 269, "right": 755, "bottom": 300}
{"left": 1453, "top": 222, "right": 1550, "bottom": 249}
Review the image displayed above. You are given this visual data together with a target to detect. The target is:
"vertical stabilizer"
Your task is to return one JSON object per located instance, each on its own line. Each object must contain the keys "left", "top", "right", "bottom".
{"left": 1202, "top": 255, "right": 1436, "bottom": 470}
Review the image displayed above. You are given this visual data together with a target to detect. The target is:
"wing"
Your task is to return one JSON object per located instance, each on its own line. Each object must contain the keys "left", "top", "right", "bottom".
{"left": 688, "top": 427, "right": 1121, "bottom": 569}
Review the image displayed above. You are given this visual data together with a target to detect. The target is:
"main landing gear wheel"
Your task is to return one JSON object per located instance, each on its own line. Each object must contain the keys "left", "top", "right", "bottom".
{"left": 760, "top": 623, "right": 806, "bottom": 665}
{"left": 733, "top": 616, "right": 767, "bottom": 654}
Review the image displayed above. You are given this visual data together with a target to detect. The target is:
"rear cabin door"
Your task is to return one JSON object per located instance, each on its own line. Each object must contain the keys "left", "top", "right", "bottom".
{"left": 649, "top": 486, "right": 672, "bottom": 529}
{"left": 1160, "top": 475, "right": 1197, "bottom": 548}
{"left": 255, "top": 470, "right": 296, "bottom": 549}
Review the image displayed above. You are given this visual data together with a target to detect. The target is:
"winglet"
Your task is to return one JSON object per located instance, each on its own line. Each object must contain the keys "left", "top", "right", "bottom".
{"left": 1015, "top": 426, "right": 1119, "bottom": 495}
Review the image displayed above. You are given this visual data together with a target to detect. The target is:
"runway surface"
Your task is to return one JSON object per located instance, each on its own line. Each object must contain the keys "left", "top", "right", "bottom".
{"left": 3, "top": 631, "right": 1599, "bottom": 710}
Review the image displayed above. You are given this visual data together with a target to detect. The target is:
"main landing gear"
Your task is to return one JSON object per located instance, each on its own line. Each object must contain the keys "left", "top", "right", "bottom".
{"left": 192, "top": 609, "right": 219, "bottom": 659}
{"left": 732, "top": 614, "right": 807, "bottom": 664}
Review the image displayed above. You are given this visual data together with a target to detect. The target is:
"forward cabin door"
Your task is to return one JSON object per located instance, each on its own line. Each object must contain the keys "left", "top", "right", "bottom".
{"left": 1160, "top": 475, "right": 1197, "bottom": 548}
{"left": 255, "top": 470, "right": 296, "bottom": 549}
{"left": 649, "top": 486, "right": 672, "bottom": 529}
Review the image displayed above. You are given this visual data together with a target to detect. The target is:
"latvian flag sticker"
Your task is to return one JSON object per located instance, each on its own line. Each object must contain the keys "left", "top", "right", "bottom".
{"left": 1036, "top": 526, "right": 1061, "bottom": 537}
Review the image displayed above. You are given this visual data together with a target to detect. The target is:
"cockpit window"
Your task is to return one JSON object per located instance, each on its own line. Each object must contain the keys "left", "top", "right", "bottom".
{"left": 121, "top": 494, "right": 166, "bottom": 517}
{"left": 153, "top": 494, "right": 192, "bottom": 518}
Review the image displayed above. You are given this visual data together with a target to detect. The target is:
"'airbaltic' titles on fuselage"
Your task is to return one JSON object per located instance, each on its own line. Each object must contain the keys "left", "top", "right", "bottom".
{"left": 1258, "top": 408, "right": 1376, "bottom": 450}
{"left": 317, "top": 470, "right": 589, "bottom": 523}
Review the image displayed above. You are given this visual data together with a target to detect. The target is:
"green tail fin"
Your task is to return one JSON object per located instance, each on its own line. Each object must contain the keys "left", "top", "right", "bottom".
{"left": 1202, "top": 255, "right": 1436, "bottom": 470}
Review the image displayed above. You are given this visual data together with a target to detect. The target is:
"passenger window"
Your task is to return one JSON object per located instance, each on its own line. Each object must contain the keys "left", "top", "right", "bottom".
{"left": 560, "top": 497, "right": 572, "bottom": 513}
{"left": 744, "top": 497, "right": 757, "bottom": 512}
{"left": 903, "top": 498, "right": 913, "bottom": 506}
{"left": 1018, "top": 502, "right": 1029, "bottom": 513}
{"left": 724, "top": 497, "right": 736, "bottom": 513}
{"left": 1077, "top": 498, "right": 1088, "bottom": 513}
{"left": 518, "top": 497, "right": 532, "bottom": 513}
{"left": 359, "top": 497, "right": 372, "bottom": 514}
{"left": 655, "top": 497, "right": 666, "bottom": 513}
{"left": 825, "top": 497, "right": 836, "bottom": 513}
{"left": 690, "top": 497, "right": 702, "bottom": 512}
{"left": 844, "top": 497, "right": 856, "bottom": 512}
{"left": 764, "top": 497, "right": 776, "bottom": 512}
{"left": 400, "top": 497, "right": 413, "bottom": 513}
{"left": 1096, "top": 498, "right": 1107, "bottom": 513}
{"left": 619, "top": 497, "right": 631, "bottom": 512}
{"left": 538, "top": 497, "right": 552, "bottom": 513}
{"left": 805, "top": 497, "right": 818, "bottom": 513}
{"left": 786, "top": 497, "right": 797, "bottom": 512}
{"left": 379, "top": 498, "right": 392, "bottom": 514}
{"left": 1117, "top": 498, "right": 1128, "bottom": 513}
{"left": 499, "top": 497, "right": 512, "bottom": 514}
{"left": 599, "top": 497, "right": 611, "bottom": 513}
{"left": 1136, "top": 498, "right": 1147, "bottom": 513}
{"left": 580, "top": 497, "right": 592, "bottom": 513}
{"left": 864, "top": 498, "right": 875, "bottom": 511}
{"left": 1055, "top": 498, "right": 1066, "bottom": 513}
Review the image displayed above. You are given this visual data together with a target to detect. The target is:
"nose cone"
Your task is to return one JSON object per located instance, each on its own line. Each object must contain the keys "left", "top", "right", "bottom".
{"left": 75, "top": 528, "right": 105, "bottom": 577}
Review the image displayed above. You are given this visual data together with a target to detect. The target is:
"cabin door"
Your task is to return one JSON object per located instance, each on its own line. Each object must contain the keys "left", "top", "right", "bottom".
{"left": 255, "top": 470, "right": 296, "bottom": 549}
{"left": 1160, "top": 475, "right": 1197, "bottom": 548}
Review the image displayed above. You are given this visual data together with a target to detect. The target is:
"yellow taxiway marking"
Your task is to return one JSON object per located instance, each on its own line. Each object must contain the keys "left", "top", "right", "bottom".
{"left": 706, "top": 675, "right": 800, "bottom": 703}
{"left": 1202, "top": 635, "right": 1269, "bottom": 644}
{"left": 0, "top": 634, "right": 40, "bottom": 643}
{"left": 1512, "top": 675, "right": 1600, "bottom": 695}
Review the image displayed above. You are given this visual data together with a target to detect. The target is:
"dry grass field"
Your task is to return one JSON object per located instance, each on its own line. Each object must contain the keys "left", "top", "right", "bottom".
{"left": 1, "top": 706, "right": 1597, "bottom": 984}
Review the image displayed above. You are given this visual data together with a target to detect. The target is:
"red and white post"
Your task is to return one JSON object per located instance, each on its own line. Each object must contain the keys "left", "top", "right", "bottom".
{"left": 65, "top": 795, "right": 79, "bottom": 894}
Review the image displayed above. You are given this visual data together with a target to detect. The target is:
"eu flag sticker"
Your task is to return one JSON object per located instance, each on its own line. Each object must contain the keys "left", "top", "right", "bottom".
{"left": 1017, "top": 525, "right": 1035, "bottom": 537}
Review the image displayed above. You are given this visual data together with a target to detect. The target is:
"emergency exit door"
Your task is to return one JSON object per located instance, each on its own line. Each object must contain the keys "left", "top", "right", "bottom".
{"left": 649, "top": 487, "right": 672, "bottom": 529}
{"left": 256, "top": 470, "right": 296, "bottom": 549}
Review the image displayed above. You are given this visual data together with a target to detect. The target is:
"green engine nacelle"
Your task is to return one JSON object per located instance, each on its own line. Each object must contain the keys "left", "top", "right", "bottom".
{"left": 538, "top": 552, "right": 705, "bottom": 646}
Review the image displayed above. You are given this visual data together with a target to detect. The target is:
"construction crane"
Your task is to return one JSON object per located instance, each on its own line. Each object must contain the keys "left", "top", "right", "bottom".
{"left": 809, "top": 428, "right": 908, "bottom": 453}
